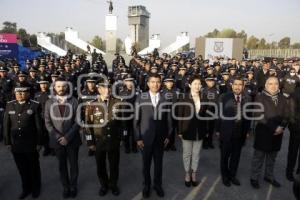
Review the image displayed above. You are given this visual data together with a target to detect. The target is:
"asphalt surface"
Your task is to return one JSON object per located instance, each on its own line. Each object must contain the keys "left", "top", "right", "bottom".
{"left": 0, "top": 130, "right": 295, "bottom": 200}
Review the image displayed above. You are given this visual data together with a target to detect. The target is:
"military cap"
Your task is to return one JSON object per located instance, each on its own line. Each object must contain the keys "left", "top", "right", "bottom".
{"left": 38, "top": 76, "right": 49, "bottom": 84}
{"left": 205, "top": 75, "right": 216, "bottom": 81}
{"left": 0, "top": 66, "right": 9, "bottom": 72}
{"left": 29, "top": 67, "right": 38, "bottom": 72}
{"left": 86, "top": 76, "right": 97, "bottom": 82}
{"left": 221, "top": 71, "right": 230, "bottom": 75}
{"left": 96, "top": 78, "right": 111, "bottom": 88}
{"left": 14, "top": 82, "right": 30, "bottom": 92}
{"left": 124, "top": 74, "right": 134, "bottom": 81}
{"left": 163, "top": 75, "right": 174, "bottom": 82}
{"left": 17, "top": 71, "right": 28, "bottom": 77}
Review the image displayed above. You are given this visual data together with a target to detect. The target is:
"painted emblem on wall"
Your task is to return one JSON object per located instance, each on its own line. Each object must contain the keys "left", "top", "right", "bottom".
{"left": 214, "top": 41, "right": 224, "bottom": 52}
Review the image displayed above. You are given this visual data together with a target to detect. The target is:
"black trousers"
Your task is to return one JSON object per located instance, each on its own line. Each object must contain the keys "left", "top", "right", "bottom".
{"left": 95, "top": 143, "right": 120, "bottom": 188}
{"left": 12, "top": 151, "right": 41, "bottom": 193}
{"left": 166, "top": 125, "right": 176, "bottom": 149}
{"left": 124, "top": 123, "right": 137, "bottom": 151}
{"left": 220, "top": 139, "right": 243, "bottom": 179}
{"left": 204, "top": 119, "right": 215, "bottom": 146}
{"left": 287, "top": 131, "right": 300, "bottom": 174}
{"left": 55, "top": 146, "right": 79, "bottom": 189}
{"left": 142, "top": 137, "right": 164, "bottom": 187}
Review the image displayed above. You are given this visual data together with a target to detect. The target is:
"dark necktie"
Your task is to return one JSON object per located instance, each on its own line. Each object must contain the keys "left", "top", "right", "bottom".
{"left": 236, "top": 95, "right": 240, "bottom": 104}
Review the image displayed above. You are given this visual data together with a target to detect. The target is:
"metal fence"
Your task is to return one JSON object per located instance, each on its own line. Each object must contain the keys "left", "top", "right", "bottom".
{"left": 248, "top": 49, "right": 300, "bottom": 59}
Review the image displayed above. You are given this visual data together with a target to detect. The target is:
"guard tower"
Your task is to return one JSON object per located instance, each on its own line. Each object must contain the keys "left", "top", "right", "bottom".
{"left": 128, "top": 5, "right": 150, "bottom": 51}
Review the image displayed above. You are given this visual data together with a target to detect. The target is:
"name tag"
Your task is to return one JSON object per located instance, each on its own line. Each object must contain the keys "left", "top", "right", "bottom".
{"left": 86, "top": 135, "right": 92, "bottom": 141}
{"left": 8, "top": 111, "right": 15, "bottom": 115}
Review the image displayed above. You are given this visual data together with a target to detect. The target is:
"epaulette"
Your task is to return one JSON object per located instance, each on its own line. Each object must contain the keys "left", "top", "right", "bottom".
{"left": 30, "top": 100, "right": 40, "bottom": 104}
{"left": 7, "top": 100, "right": 16, "bottom": 104}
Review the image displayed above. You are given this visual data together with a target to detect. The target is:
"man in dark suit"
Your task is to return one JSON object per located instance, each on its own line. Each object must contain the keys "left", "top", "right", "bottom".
{"left": 44, "top": 77, "right": 81, "bottom": 198}
{"left": 3, "top": 82, "right": 43, "bottom": 199}
{"left": 216, "top": 76, "right": 251, "bottom": 187}
{"left": 134, "top": 73, "right": 173, "bottom": 198}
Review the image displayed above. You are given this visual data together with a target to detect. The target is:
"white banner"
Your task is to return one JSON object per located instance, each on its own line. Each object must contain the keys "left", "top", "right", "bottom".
{"left": 205, "top": 38, "right": 233, "bottom": 60}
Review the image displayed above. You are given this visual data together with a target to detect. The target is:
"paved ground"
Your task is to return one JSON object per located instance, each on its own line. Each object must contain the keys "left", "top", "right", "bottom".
{"left": 0, "top": 131, "right": 295, "bottom": 200}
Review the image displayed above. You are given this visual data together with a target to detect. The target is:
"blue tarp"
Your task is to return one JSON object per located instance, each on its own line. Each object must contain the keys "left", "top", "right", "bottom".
{"left": 18, "top": 45, "right": 42, "bottom": 70}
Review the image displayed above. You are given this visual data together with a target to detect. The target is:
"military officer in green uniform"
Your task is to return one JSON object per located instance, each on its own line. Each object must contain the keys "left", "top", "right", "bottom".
{"left": 84, "top": 79, "right": 124, "bottom": 197}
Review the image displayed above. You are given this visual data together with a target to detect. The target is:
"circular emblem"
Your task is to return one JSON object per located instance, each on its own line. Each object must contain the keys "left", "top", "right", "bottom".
{"left": 100, "top": 119, "right": 104, "bottom": 123}
{"left": 27, "top": 109, "right": 33, "bottom": 115}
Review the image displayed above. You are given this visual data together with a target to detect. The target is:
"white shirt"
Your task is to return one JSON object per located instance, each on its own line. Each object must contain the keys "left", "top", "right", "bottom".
{"left": 149, "top": 91, "right": 160, "bottom": 107}
{"left": 191, "top": 93, "right": 201, "bottom": 113}
{"left": 56, "top": 95, "right": 67, "bottom": 104}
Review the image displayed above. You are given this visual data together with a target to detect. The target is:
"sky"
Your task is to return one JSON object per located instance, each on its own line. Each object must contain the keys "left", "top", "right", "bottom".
{"left": 1, "top": 0, "right": 300, "bottom": 47}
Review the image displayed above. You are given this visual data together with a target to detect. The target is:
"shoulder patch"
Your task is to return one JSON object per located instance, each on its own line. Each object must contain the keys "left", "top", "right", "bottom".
{"left": 7, "top": 100, "right": 16, "bottom": 104}
{"left": 30, "top": 100, "right": 40, "bottom": 104}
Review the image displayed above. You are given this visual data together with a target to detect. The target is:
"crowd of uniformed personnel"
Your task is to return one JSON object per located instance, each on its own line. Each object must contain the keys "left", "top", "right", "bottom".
{"left": 0, "top": 50, "right": 300, "bottom": 199}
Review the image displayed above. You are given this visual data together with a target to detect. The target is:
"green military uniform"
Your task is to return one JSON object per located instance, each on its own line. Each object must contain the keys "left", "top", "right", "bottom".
{"left": 85, "top": 96, "right": 124, "bottom": 195}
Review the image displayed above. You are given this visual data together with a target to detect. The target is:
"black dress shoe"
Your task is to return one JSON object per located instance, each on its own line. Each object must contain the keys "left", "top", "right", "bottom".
{"left": 202, "top": 145, "right": 209, "bottom": 150}
{"left": 98, "top": 187, "right": 108, "bottom": 196}
{"left": 170, "top": 146, "right": 177, "bottom": 151}
{"left": 142, "top": 186, "right": 151, "bottom": 198}
{"left": 70, "top": 188, "right": 77, "bottom": 198}
{"left": 125, "top": 148, "right": 130, "bottom": 154}
{"left": 111, "top": 186, "right": 120, "bottom": 196}
{"left": 32, "top": 190, "right": 40, "bottom": 199}
{"left": 153, "top": 186, "right": 164, "bottom": 197}
{"left": 264, "top": 177, "right": 281, "bottom": 188}
{"left": 192, "top": 181, "right": 199, "bottom": 187}
{"left": 231, "top": 177, "right": 241, "bottom": 186}
{"left": 286, "top": 173, "right": 295, "bottom": 182}
{"left": 51, "top": 150, "right": 56, "bottom": 156}
{"left": 250, "top": 179, "right": 260, "bottom": 189}
{"left": 222, "top": 178, "right": 231, "bottom": 187}
{"left": 43, "top": 149, "right": 51, "bottom": 156}
{"left": 208, "top": 144, "right": 215, "bottom": 149}
{"left": 88, "top": 150, "right": 95, "bottom": 156}
{"left": 132, "top": 148, "right": 138, "bottom": 153}
{"left": 185, "top": 180, "right": 192, "bottom": 187}
{"left": 19, "top": 191, "right": 31, "bottom": 199}
{"left": 62, "top": 188, "right": 70, "bottom": 199}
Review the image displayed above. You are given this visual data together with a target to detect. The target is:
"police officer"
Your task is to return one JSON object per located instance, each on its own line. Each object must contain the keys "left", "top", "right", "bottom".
{"left": 0, "top": 66, "right": 13, "bottom": 102}
{"left": 119, "top": 74, "right": 138, "bottom": 153}
{"left": 161, "top": 75, "right": 178, "bottom": 151}
{"left": 0, "top": 66, "right": 13, "bottom": 140}
{"left": 282, "top": 68, "right": 300, "bottom": 98}
{"left": 34, "top": 76, "right": 53, "bottom": 156}
{"left": 244, "top": 70, "right": 258, "bottom": 101}
{"left": 218, "top": 71, "right": 231, "bottom": 94}
{"left": 3, "top": 82, "right": 43, "bottom": 199}
{"left": 85, "top": 79, "right": 124, "bottom": 196}
{"left": 203, "top": 75, "right": 219, "bottom": 149}
{"left": 78, "top": 76, "right": 98, "bottom": 156}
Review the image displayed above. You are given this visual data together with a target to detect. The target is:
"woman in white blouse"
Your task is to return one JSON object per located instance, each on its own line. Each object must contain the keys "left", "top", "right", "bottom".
{"left": 178, "top": 75, "right": 208, "bottom": 187}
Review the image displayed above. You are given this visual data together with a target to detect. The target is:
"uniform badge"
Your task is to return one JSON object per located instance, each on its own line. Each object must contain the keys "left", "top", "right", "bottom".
{"left": 27, "top": 109, "right": 33, "bottom": 115}
{"left": 8, "top": 110, "right": 15, "bottom": 115}
{"left": 100, "top": 119, "right": 105, "bottom": 123}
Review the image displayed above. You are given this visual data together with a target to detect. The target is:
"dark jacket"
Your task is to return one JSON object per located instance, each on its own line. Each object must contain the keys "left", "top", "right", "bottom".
{"left": 177, "top": 92, "right": 208, "bottom": 141}
{"left": 253, "top": 92, "right": 288, "bottom": 152}
{"left": 44, "top": 96, "right": 81, "bottom": 149}
{"left": 216, "top": 92, "right": 251, "bottom": 144}
{"left": 289, "top": 88, "right": 300, "bottom": 139}
{"left": 85, "top": 97, "right": 124, "bottom": 151}
{"left": 3, "top": 100, "right": 43, "bottom": 153}
{"left": 133, "top": 92, "right": 173, "bottom": 147}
